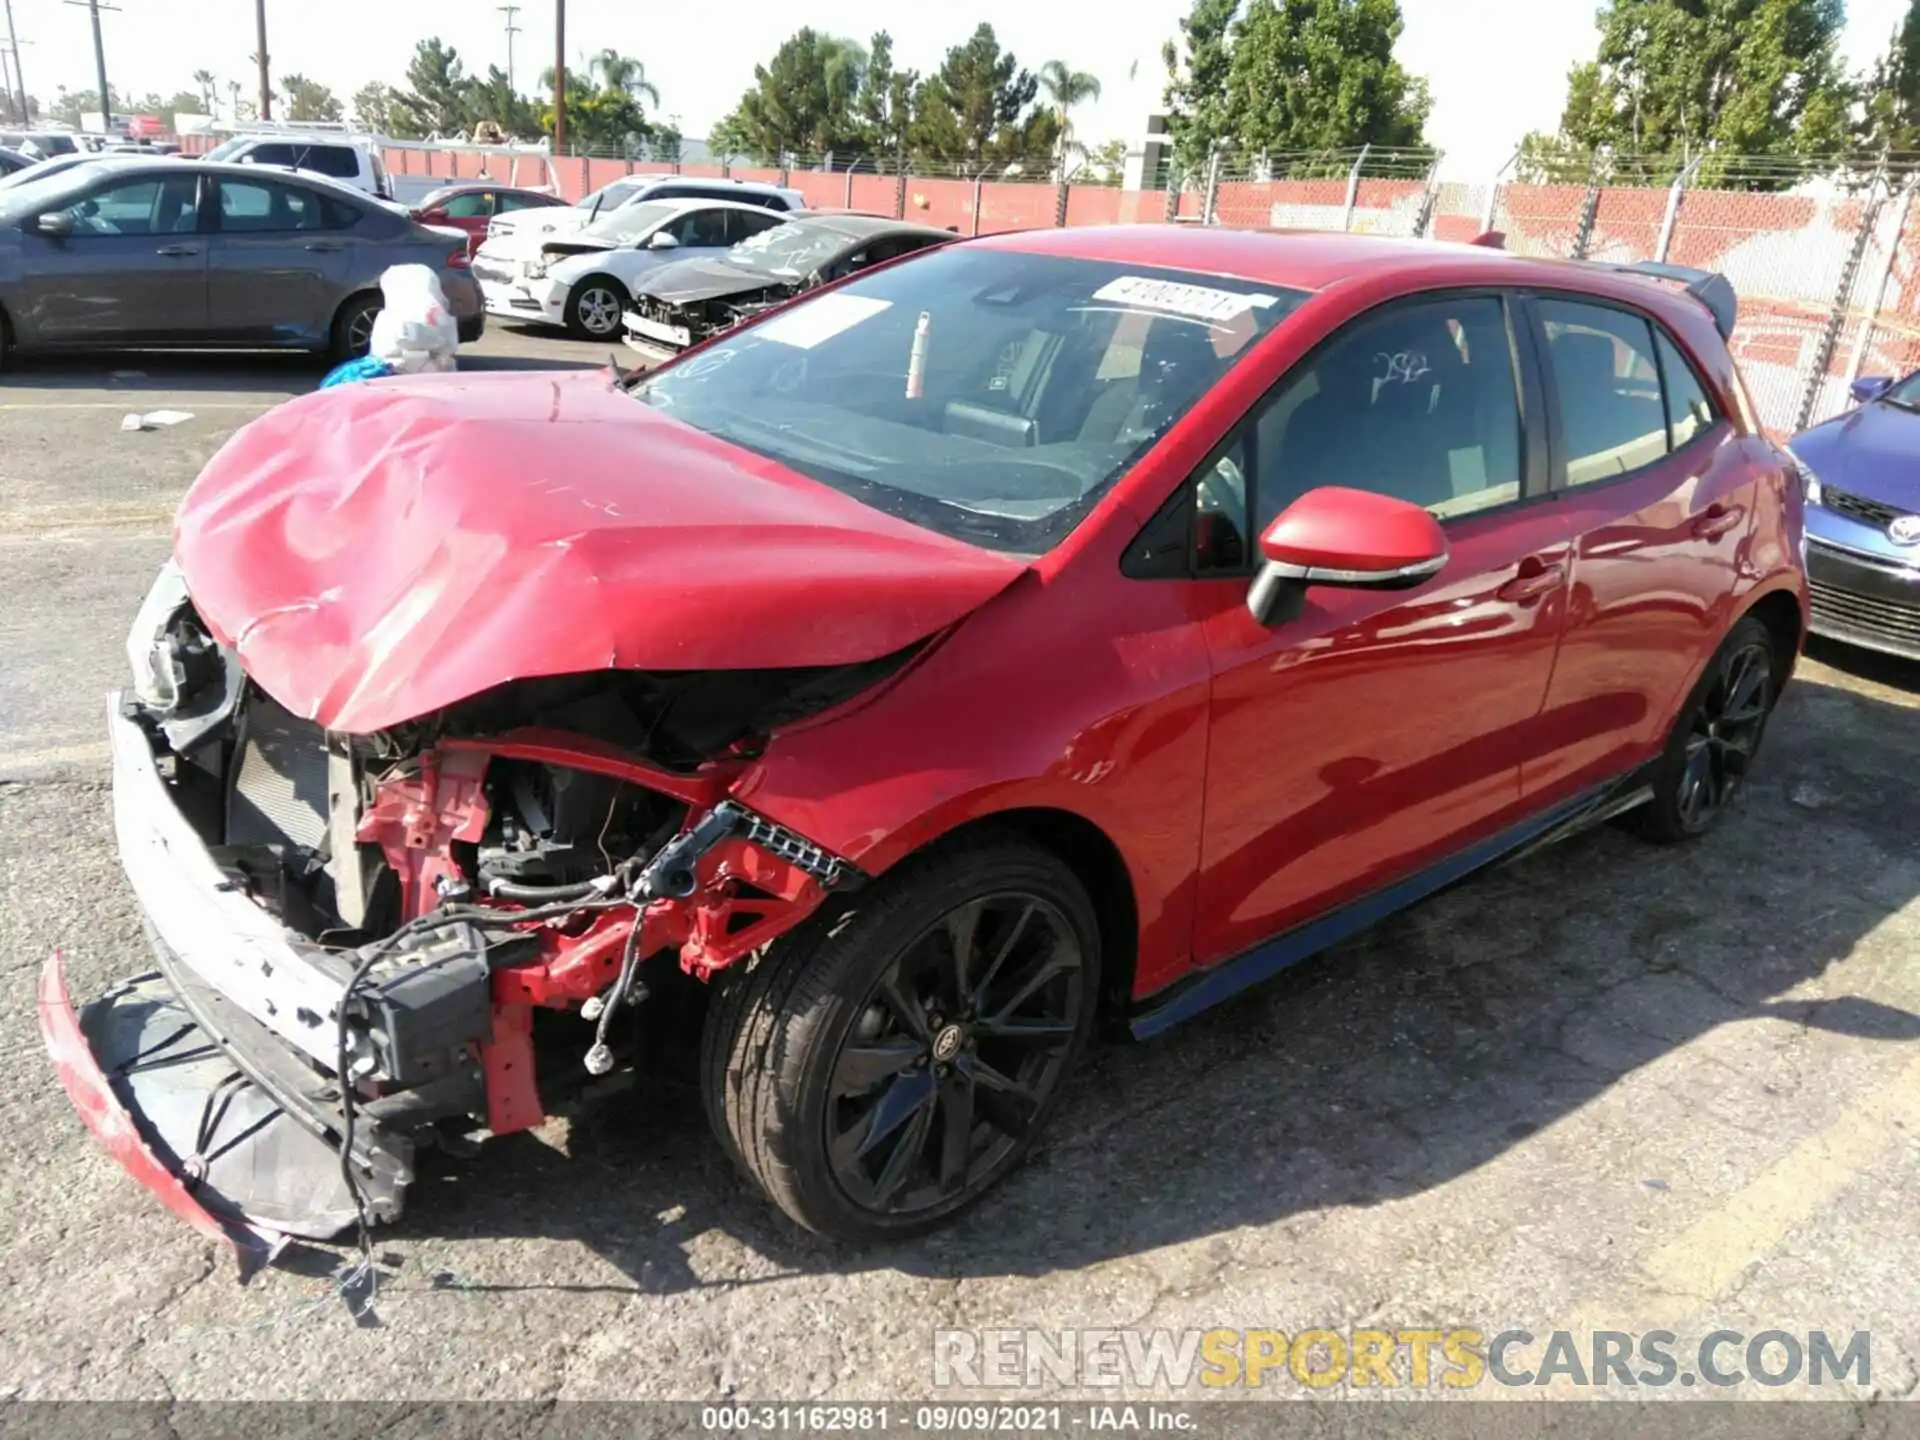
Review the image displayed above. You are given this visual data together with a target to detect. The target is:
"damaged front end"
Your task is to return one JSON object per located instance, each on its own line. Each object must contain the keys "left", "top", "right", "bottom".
{"left": 47, "top": 563, "right": 883, "bottom": 1258}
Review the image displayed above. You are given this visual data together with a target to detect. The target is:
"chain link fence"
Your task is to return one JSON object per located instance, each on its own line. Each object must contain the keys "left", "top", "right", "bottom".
{"left": 343, "top": 129, "right": 1920, "bottom": 437}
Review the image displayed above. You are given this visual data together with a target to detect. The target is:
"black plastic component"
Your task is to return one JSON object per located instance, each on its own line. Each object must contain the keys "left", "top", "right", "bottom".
{"left": 352, "top": 922, "right": 494, "bottom": 1086}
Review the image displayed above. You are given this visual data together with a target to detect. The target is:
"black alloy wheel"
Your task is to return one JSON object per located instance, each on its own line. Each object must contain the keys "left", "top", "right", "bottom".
{"left": 702, "top": 834, "right": 1101, "bottom": 1242}
{"left": 824, "top": 893, "right": 1084, "bottom": 1218}
{"left": 1677, "top": 636, "right": 1772, "bottom": 831}
{"left": 1632, "top": 614, "right": 1778, "bottom": 842}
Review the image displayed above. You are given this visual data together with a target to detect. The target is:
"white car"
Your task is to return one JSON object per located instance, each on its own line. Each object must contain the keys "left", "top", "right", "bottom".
{"left": 200, "top": 134, "right": 396, "bottom": 204}
{"left": 472, "top": 197, "right": 792, "bottom": 339}
{"left": 484, "top": 175, "right": 804, "bottom": 246}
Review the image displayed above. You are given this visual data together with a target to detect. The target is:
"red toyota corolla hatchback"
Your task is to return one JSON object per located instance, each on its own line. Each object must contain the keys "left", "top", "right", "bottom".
{"left": 45, "top": 226, "right": 1806, "bottom": 1257}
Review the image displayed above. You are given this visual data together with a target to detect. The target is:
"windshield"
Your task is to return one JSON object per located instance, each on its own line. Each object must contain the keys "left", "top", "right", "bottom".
{"left": 0, "top": 154, "right": 88, "bottom": 191}
{"left": 581, "top": 199, "right": 678, "bottom": 243}
{"left": 632, "top": 247, "right": 1307, "bottom": 553}
{"left": 1880, "top": 371, "right": 1920, "bottom": 409}
{"left": 0, "top": 165, "right": 99, "bottom": 221}
{"left": 202, "top": 138, "right": 245, "bottom": 162}
{"left": 726, "top": 221, "right": 863, "bottom": 278}
{"left": 580, "top": 180, "right": 641, "bottom": 214}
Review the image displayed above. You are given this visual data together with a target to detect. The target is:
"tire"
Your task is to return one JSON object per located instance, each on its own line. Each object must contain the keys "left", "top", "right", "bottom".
{"left": 329, "top": 292, "right": 382, "bottom": 364}
{"left": 0, "top": 305, "right": 13, "bottom": 373}
{"left": 701, "top": 832, "right": 1102, "bottom": 1242}
{"left": 565, "top": 276, "right": 629, "bottom": 340}
{"left": 1629, "top": 615, "right": 1778, "bottom": 843}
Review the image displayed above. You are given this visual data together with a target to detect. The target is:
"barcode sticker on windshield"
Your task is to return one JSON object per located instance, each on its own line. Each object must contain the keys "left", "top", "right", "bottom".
{"left": 755, "top": 294, "right": 892, "bottom": 349}
{"left": 1092, "top": 276, "right": 1279, "bottom": 322}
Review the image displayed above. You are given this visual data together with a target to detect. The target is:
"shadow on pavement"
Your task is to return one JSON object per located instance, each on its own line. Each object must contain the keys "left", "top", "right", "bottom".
{"left": 400, "top": 670, "right": 1920, "bottom": 1297}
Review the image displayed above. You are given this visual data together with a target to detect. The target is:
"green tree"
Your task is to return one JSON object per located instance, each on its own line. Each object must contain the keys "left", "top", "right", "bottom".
{"left": 1223, "top": 0, "right": 1429, "bottom": 158}
{"left": 856, "top": 30, "right": 917, "bottom": 162}
{"left": 537, "top": 63, "right": 651, "bottom": 154}
{"left": 191, "top": 69, "right": 217, "bottom": 115}
{"left": 1162, "top": 0, "right": 1238, "bottom": 178}
{"left": 723, "top": 28, "right": 869, "bottom": 160}
{"left": 1523, "top": 0, "right": 1852, "bottom": 186}
{"left": 398, "top": 37, "right": 480, "bottom": 136}
{"left": 1859, "top": 0, "right": 1920, "bottom": 153}
{"left": 352, "top": 80, "right": 415, "bottom": 136}
{"left": 589, "top": 49, "right": 662, "bottom": 110}
{"left": 1039, "top": 59, "right": 1102, "bottom": 174}
{"left": 469, "top": 64, "right": 540, "bottom": 138}
{"left": 281, "top": 74, "right": 343, "bottom": 123}
{"left": 911, "top": 23, "right": 1057, "bottom": 171}
{"left": 156, "top": 90, "right": 204, "bottom": 129}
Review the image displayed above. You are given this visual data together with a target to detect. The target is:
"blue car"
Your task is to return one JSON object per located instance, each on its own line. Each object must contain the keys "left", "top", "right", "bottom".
{"left": 1788, "top": 372, "right": 1920, "bottom": 662}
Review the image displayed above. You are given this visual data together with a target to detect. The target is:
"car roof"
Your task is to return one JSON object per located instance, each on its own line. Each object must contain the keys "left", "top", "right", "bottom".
{"left": 792, "top": 213, "right": 953, "bottom": 242}
{"left": 622, "top": 175, "right": 797, "bottom": 196}
{"left": 424, "top": 180, "right": 554, "bottom": 197}
{"left": 970, "top": 225, "right": 1727, "bottom": 336}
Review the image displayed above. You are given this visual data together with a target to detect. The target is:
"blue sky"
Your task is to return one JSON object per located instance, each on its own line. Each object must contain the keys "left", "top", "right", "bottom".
{"left": 6, "top": 0, "right": 1911, "bottom": 175}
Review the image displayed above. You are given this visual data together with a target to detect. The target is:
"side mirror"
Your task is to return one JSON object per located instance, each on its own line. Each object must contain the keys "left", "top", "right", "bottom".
{"left": 648, "top": 230, "right": 680, "bottom": 250}
{"left": 417, "top": 207, "right": 447, "bottom": 223}
{"left": 1246, "top": 486, "right": 1449, "bottom": 626}
{"left": 1850, "top": 376, "right": 1894, "bottom": 404}
{"left": 30, "top": 210, "right": 73, "bottom": 237}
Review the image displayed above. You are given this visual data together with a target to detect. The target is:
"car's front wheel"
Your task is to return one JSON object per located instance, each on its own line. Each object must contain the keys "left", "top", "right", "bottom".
{"left": 1631, "top": 614, "right": 1778, "bottom": 842}
{"left": 565, "top": 276, "right": 629, "bottom": 340}
{"left": 702, "top": 832, "right": 1101, "bottom": 1242}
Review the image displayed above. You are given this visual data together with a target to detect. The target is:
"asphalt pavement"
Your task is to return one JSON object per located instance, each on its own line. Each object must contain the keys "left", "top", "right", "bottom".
{"left": 1, "top": 327, "right": 1917, "bottom": 1410}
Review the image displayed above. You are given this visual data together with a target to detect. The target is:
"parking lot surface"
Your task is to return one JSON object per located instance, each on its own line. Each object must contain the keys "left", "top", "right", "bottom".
{"left": 1, "top": 328, "right": 1917, "bottom": 1408}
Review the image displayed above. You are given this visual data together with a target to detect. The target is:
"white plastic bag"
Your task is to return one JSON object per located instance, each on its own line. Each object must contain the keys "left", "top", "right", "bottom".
{"left": 367, "top": 264, "right": 461, "bottom": 375}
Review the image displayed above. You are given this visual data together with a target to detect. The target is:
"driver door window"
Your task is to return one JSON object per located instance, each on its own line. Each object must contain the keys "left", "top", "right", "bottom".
{"left": 667, "top": 207, "right": 730, "bottom": 248}
{"left": 49, "top": 175, "right": 200, "bottom": 235}
{"left": 442, "top": 191, "right": 495, "bottom": 219}
{"left": 1252, "top": 295, "right": 1525, "bottom": 532}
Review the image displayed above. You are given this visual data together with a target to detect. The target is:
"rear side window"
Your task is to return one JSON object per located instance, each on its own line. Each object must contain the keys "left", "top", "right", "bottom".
{"left": 726, "top": 208, "right": 784, "bottom": 243}
{"left": 441, "top": 191, "right": 493, "bottom": 218}
{"left": 1657, "top": 332, "right": 1716, "bottom": 448}
{"left": 217, "top": 178, "right": 357, "bottom": 232}
{"left": 1539, "top": 300, "right": 1671, "bottom": 485}
{"left": 295, "top": 145, "right": 359, "bottom": 179}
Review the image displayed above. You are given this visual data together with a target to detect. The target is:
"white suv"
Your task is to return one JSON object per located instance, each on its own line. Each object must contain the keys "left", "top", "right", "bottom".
{"left": 201, "top": 135, "right": 394, "bottom": 203}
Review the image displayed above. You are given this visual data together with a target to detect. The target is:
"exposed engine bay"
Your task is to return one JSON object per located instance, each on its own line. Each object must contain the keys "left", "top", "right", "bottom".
{"left": 75, "top": 570, "right": 890, "bottom": 1246}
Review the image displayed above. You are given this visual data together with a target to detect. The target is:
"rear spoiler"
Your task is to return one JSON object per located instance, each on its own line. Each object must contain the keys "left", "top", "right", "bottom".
{"left": 1604, "top": 261, "right": 1737, "bottom": 342}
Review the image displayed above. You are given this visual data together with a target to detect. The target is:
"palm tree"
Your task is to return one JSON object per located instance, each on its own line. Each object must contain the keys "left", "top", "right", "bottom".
{"left": 192, "top": 69, "right": 217, "bottom": 115}
{"left": 1039, "top": 59, "right": 1101, "bottom": 176}
{"left": 589, "top": 49, "right": 660, "bottom": 109}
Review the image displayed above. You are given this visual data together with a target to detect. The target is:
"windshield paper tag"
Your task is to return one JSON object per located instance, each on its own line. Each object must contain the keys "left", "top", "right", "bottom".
{"left": 1092, "top": 276, "right": 1278, "bottom": 322}
{"left": 755, "top": 294, "right": 892, "bottom": 350}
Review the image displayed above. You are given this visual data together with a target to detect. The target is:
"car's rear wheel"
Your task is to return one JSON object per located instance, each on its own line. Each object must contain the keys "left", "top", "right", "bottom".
{"left": 1630, "top": 615, "right": 1777, "bottom": 842}
{"left": 0, "top": 304, "right": 13, "bottom": 372}
{"left": 701, "top": 833, "right": 1101, "bottom": 1241}
{"left": 329, "top": 292, "right": 383, "bottom": 364}
{"left": 565, "top": 276, "right": 629, "bottom": 340}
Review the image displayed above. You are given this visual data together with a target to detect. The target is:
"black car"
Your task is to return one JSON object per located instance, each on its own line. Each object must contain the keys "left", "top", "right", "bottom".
{"left": 621, "top": 213, "right": 953, "bottom": 361}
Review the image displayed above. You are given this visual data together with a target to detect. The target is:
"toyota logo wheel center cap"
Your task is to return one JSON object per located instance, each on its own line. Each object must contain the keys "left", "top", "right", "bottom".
{"left": 932, "top": 1025, "right": 965, "bottom": 1062}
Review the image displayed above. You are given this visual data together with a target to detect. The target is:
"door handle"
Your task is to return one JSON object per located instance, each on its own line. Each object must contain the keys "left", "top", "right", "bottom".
{"left": 1496, "top": 555, "right": 1567, "bottom": 604}
{"left": 1692, "top": 502, "right": 1745, "bottom": 540}
{"left": 303, "top": 241, "right": 345, "bottom": 252}
{"left": 154, "top": 243, "right": 200, "bottom": 257}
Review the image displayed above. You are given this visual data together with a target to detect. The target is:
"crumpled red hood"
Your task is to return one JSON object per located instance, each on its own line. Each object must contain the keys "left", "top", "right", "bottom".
{"left": 174, "top": 369, "right": 1026, "bottom": 734}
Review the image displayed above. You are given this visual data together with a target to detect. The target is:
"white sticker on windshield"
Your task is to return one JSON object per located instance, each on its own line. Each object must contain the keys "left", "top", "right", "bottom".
{"left": 1092, "top": 275, "right": 1279, "bottom": 322}
{"left": 754, "top": 293, "right": 892, "bottom": 350}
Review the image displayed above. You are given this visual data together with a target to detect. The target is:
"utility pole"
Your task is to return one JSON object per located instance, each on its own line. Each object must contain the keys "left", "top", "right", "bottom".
{"left": 551, "top": 0, "right": 565, "bottom": 153}
{"left": 254, "top": 0, "right": 270, "bottom": 120}
{"left": 60, "top": 0, "right": 118, "bottom": 131}
{"left": 2, "top": 0, "right": 26, "bottom": 124}
{"left": 498, "top": 5, "right": 520, "bottom": 94}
